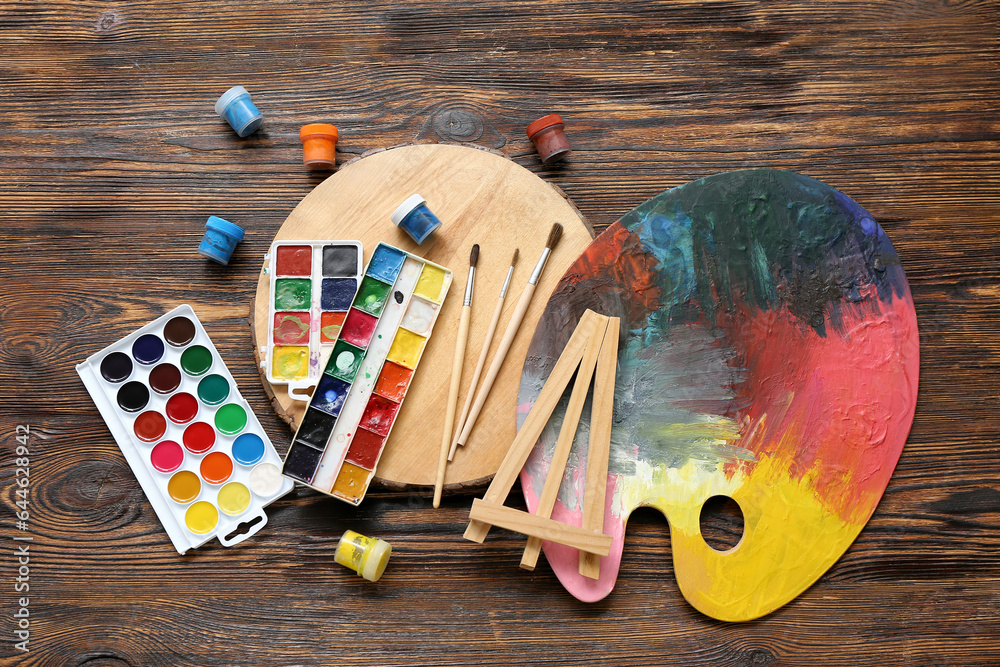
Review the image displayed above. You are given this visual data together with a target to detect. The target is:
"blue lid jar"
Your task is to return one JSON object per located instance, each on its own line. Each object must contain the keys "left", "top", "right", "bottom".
{"left": 390, "top": 194, "right": 441, "bottom": 245}
{"left": 198, "top": 216, "right": 245, "bottom": 265}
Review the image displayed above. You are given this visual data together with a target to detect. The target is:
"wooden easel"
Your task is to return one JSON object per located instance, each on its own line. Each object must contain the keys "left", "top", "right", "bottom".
{"left": 464, "top": 309, "right": 619, "bottom": 579}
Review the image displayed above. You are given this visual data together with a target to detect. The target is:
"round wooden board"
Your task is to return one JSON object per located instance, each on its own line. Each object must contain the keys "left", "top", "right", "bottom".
{"left": 252, "top": 143, "right": 594, "bottom": 490}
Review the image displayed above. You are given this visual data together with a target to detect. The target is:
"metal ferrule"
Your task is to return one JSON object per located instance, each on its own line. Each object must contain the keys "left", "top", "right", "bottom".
{"left": 499, "top": 265, "right": 515, "bottom": 297}
{"left": 463, "top": 266, "right": 476, "bottom": 306}
{"left": 528, "top": 248, "right": 551, "bottom": 285}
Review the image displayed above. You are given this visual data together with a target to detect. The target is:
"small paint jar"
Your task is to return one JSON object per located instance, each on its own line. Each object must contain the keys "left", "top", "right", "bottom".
{"left": 390, "top": 194, "right": 441, "bottom": 245}
{"left": 526, "top": 113, "right": 571, "bottom": 163}
{"left": 335, "top": 530, "right": 392, "bottom": 582}
{"left": 300, "top": 123, "right": 339, "bottom": 169}
{"left": 198, "top": 216, "right": 245, "bottom": 265}
{"left": 214, "top": 85, "right": 264, "bottom": 138}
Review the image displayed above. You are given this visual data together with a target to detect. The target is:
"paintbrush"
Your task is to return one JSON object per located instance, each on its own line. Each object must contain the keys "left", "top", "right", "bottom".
{"left": 453, "top": 223, "right": 563, "bottom": 452}
{"left": 433, "top": 244, "right": 479, "bottom": 508}
{"left": 448, "top": 248, "right": 519, "bottom": 461}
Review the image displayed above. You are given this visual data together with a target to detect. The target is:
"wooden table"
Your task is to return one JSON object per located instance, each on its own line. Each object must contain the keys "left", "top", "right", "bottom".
{"left": 2, "top": 2, "right": 998, "bottom": 665}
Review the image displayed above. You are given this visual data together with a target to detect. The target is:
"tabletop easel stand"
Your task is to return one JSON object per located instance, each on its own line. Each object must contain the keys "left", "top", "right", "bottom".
{"left": 465, "top": 309, "right": 620, "bottom": 579}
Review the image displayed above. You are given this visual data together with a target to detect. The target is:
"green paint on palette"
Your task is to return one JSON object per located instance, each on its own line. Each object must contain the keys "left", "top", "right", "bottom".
{"left": 274, "top": 278, "right": 312, "bottom": 310}
{"left": 326, "top": 339, "right": 364, "bottom": 383}
{"left": 180, "top": 345, "right": 213, "bottom": 376}
{"left": 197, "top": 374, "right": 230, "bottom": 405}
{"left": 215, "top": 403, "right": 248, "bottom": 435}
{"left": 353, "top": 276, "right": 392, "bottom": 316}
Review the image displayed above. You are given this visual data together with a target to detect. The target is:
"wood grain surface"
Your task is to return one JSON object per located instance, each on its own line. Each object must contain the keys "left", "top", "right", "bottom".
{"left": 1, "top": 1, "right": 998, "bottom": 665}
{"left": 250, "top": 143, "right": 595, "bottom": 489}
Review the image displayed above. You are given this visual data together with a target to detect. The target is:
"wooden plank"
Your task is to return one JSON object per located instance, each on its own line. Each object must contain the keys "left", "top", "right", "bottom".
{"left": 1, "top": 0, "right": 998, "bottom": 662}
{"left": 579, "top": 317, "right": 620, "bottom": 579}
{"left": 469, "top": 499, "right": 612, "bottom": 557}
{"left": 464, "top": 309, "right": 602, "bottom": 542}
{"left": 521, "top": 314, "right": 609, "bottom": 570}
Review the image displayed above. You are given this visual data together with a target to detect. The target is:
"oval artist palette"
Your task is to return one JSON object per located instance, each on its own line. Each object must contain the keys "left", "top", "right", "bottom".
{"left": 517, "top": 169, "right": 919, "bottom": 620}
{"left": 251, "top": 143, "right": 595, "bottom": 489}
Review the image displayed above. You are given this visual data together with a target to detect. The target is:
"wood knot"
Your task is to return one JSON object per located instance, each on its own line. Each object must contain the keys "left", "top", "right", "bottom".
{"left": 94, "top": 10, "right": 125, "bottom": 34}
{"left": 417, "top": 105, "right": 506, "bottom": 149}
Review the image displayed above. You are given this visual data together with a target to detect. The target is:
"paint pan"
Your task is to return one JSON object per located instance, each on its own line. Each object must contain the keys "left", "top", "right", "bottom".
{"left": 282, "top": 242, "right": 452, "bottom": 505}
{"left": 265, "top": 240, "right": 363, "bottom": 401}
{"left": 76, "top": 304, "right": 294, "bottom": 554}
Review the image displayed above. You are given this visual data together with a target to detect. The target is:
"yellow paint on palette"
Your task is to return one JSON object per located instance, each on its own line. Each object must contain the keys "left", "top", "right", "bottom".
{"left": 271, "top": 345, "right": 309, "bottom": 380}
{"left": 332, "top": 462, "right": 372, "bottom": 501}
{"left": 616, "top": 452, "right": 866, "bottom": 622}
{"left": 167, "top": 470, "right": 201, "bottom": 504}
{"left": 185, "top": 501, "right": 219, "bottom": 535}
{"left": 386, "top": 328, "right": 426, "bottom": 369}
{"left": 413, "top": 263, "right": 447, "bottom": 303}
{"left": 218, "top": 482, "right": 251, "bottom": 516}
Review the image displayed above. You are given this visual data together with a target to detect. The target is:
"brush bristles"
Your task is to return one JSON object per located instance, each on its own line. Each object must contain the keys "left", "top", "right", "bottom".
{"left": 511, "top": 248, "right": 519, "bottom": 266}
{"left": 470, "top": 244, "right": 480, "bottom": 267}
{"left": 546, "top": 223, "right": 563, "bottom": 250}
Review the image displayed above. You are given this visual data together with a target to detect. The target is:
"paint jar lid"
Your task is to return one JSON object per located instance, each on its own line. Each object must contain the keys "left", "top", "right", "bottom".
{"left": 214, "top": 85, "right": 252, "bottom": 116}
{"left": 390, "top": 194, "right": 426, "bottom": 227}
{"left": 300, "top": 123, "right": 339, "bottom": 141}
{"left": 205, "top": 215, "right": 246, "bottom": 241}
{"left": 526, "top": 114, "right": 565, "bottom": 138}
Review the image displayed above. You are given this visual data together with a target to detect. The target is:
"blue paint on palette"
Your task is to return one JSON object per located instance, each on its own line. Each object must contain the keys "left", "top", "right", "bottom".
{"left": 232, "top": 433, "right": 265, "bottom": 466}
{"left": 311, "top": 374, "right": 351, "bottom": 417}
{"left": 321, "top": 278, "right": 357, "bottom": 311}
{"left": 366, "top": 244, "right": 406, "bottom": 284}
{"left": 132, "top": 334, "right": 165, "bottom": 365}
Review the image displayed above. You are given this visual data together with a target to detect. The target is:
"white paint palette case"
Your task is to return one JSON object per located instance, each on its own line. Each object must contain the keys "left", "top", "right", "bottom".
{"left": 76, "top": 304, "right": 293, "bottom": 554}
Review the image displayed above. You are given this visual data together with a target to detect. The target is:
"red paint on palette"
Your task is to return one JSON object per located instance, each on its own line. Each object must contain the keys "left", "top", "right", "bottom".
{"left": 374, "top": 361, "right": 412, "bottom": 402}
{"left": 150, "top": 440, "right": 184, "bottom": 473}
{"left": 275, "top": 245, "right": 313, "bottom": 276}
{"left": 340, "top": 308, "right": 378, "bottom": 348}
{"left": 358, "top": 394, "right": 400, "bottom": 437}
{"left": 344, "top": 428, "right": 384, "bottom": 470}
{"left": 166, "top": 392, "right": 199, "bottom": 424}
{"left": 274, "top": 311, "right": 311, "bottom": 345}
{"left": 134, "top": 411, "right": 167, "bottom": 442}
{"left": 183, "top": 421, "right": 216, "bottom": 453}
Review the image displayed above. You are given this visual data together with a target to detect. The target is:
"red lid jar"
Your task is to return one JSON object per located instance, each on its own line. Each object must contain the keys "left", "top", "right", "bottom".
{"left": 526, "top": 114, "right": 571, "bottom": 164}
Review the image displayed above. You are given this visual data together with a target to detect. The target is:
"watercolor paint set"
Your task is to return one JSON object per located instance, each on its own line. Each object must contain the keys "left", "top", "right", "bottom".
{"left": 265, "top": 240, "right": 364, "bottom": 400}
{"left": 77, "top": 305, "right": 294, "bottom": 554}
{"left": 282, "top": 242, "right": 452, "bottom": 505}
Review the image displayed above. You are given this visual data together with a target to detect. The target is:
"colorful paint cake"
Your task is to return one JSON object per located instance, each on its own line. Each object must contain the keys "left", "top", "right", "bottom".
{"left": 282, "top": 243, "right": 452, "bottom": 505}
{"left": 266, "top": 240, "right": 363, "bottom": 401}
{"left": 76, "top": 305, "right": 294, "bottom": 554}
{"left": 517, "top": 169, "right": 919, "bottom": 620}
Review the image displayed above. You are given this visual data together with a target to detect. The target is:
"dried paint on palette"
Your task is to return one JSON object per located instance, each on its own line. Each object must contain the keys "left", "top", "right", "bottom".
{"left": 517, "top": 169, "right": 919, "bottom": 619}
{"left": 282, "top": 243, "right": 452, "bottom": 506}
{"left": 266, "top": 241, "right": 363, "bottom": 397}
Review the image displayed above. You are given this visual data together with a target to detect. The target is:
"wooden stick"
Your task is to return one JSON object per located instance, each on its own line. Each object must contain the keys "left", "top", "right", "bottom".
{"left": 465, "top": 309, "right": 602, "bottom": 543}
{"left": 449, "top": 248, "right": 518, "bottom": 461}
{"left": 521, "top": 314, "right": 609, "bottom": 570}
{"left": 433, "top": 245, "right": 477, "bottom": 508}
{"left": 469, "top": 499, "right": 612, "bottom": 557}
{"left": 579, "top": 317, "right": 619, "bottom": 579}
{"left": 454, "top": 223, "right": 562, "bottom": 452}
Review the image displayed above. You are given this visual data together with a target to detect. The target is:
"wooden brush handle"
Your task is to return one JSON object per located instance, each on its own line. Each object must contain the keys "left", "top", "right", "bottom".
{"left": 455, "top": 282, "right": 536, "bottom": 448}
{"left": 449, "top": 294, "right": 506, "bottom": 460}
{"left": 434, "top": 304, "right": 472, "bottom": 507}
